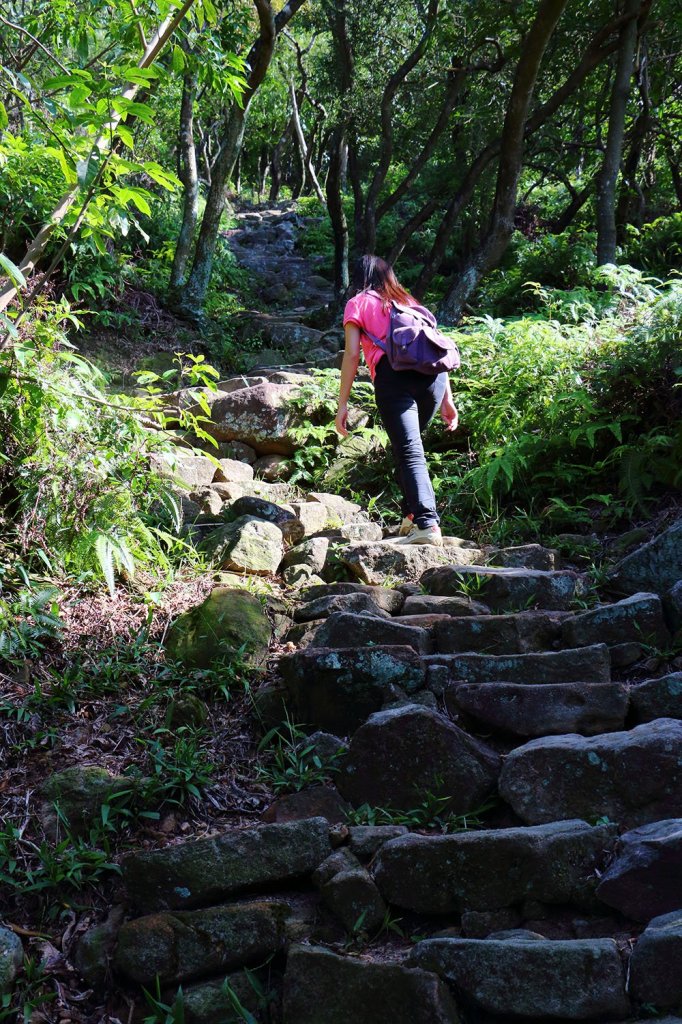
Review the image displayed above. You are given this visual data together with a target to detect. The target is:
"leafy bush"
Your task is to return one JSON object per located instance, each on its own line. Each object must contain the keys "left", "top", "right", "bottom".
{"left": 624, "top": 213, "right": 682, "bottom": 277}
{"left": 0, "top": 304, "right": 213, "bottom": 599}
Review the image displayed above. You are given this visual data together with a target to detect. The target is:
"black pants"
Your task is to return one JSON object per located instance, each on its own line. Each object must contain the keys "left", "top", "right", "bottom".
{"left": 373, "top": 356, "right": 447, "bottom": 529}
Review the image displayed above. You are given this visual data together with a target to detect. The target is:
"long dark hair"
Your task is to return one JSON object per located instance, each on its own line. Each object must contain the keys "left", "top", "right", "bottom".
{"left": 351, "top": 255, "right": 411, "bottom": 306}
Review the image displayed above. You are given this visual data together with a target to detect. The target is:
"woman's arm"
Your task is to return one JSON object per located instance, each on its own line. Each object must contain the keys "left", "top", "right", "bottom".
{"left": 440, "top": 374, "right": 459, "bottom": 432}
{"left": 335, "top": 323, "right": 361, "bottom": 436}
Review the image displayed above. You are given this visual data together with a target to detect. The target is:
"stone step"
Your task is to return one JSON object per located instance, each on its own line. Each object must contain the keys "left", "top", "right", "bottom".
{"left": 499, "top": 718, "right": 682, "bottom": 829}
{"left": 432, "top": 610, "right": 568, "bottom": 655}
{"left": 336, "top": 704, "right": 499, "bottom": 814}
{"left": 401, "top": 593, "right": 491, "bottom": 617}
{"left": 308, "top": 611, "right": 432, "bottom": 654}
{"left": 561, "top": 592, "right": 670, "bottom": 649}
{"left": 122, "top": 818, "right": 331, "bottom": 912}
{"left": 421, "top": 564, "right": 583, "bottom": 611}
{"left": 595, "top": 818, "right": 682, "bottom": 922}
{"left": 114, "top": 900, "right": 290, "bottom": 986}
{"left": 407, "top": 935, "right": 630, "bottom": 1020}
{"left": 372, "top": 819, "right": 615, "bottom": 914}
{"left": 283, "top": 945, "right": 460, "bottom": 1024}
{"left": 448, "top": 681, "right": 628, "bottom": 737}
{"left": 629, "top": 910, "right": 682, "bottom": 1010}
{"left": 341, "top": 541, "right": 484, "bottom": 586}
{"left": 630, "top": 672, "right": 682, "bottom": 722}
{"left": 425, "top": 644, "right": 611, "bottom": 686}
{"left": 278, "top": 645, "right": 426, "bottom": 733}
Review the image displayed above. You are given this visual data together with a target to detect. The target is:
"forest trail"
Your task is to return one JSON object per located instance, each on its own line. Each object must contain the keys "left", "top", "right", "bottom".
{"left": 53, "top": 375, "right": 681, "bottom": 1022}
{"left": 225, "top": 202, "right": 343, "bottom": 373}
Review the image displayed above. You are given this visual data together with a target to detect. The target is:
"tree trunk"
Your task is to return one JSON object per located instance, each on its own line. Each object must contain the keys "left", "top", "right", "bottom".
{"left": 596, "top": 0, "right": 643, "bottom": 265}
{"left": 176, "top": 0, "right": 307, "bottom": 316}
{"left": 289, "top": 79, "right": 325, "bottom": 204}
{"left": 269, "top": 132, "right": 285, "bottom": 200}
{"left": 178, "top": 106, "right": 247, "bottom": 315}
{"left": 416, "top": 10, "right": 629, "bottom": 298}
{"left": 170, "top": 66, "right": 199, "bottom": 291}
{"left": 327, "top": 130, "right": 349, "bottom": 297}
{"left": 615, "top": 37, "right": 651, "bottom": 238}
{"left": 438, "top": 0, "right": 570, "bottom": 322}
{"left": 550, "top": 182, "right": 592, "bottom": 233}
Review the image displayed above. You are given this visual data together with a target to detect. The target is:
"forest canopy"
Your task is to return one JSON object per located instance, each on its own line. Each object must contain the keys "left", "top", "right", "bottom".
{"left": 1, "top": 0, "right": 681, "bottom": 328}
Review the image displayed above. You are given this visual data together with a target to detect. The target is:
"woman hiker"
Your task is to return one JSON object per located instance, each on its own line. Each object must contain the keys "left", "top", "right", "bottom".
{"left": 335, "top": 255, "right": 458, "bottom": 546}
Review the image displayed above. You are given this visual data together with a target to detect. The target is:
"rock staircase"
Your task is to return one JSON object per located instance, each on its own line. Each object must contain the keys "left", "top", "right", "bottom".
{"left": 82, "top": 475, "right": 682, "bottom": 1022}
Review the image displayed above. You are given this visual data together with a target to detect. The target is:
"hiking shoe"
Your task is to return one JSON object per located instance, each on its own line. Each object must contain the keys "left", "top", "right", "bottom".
{"left": 398, "top": 515, "right": 414, "bottom": 536}
{"left": 397, "top": 524, "right": 443, "bottom": 546}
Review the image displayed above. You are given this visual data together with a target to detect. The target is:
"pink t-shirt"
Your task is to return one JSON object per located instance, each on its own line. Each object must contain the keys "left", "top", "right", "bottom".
{"left": 343, "top": 289, "right": 418, "bottom": 380}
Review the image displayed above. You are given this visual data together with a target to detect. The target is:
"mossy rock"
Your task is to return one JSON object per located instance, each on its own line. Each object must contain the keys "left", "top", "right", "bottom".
{"left": 40, "top": 766, "right": 136, "bottom": 836}
{"left": 165, "top": 587, "right": 272, "bottom": 669}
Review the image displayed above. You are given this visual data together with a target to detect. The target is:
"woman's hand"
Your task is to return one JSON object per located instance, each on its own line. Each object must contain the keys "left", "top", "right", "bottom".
{"left": 335, "top": 404, "right": 349, "bottom": 437}
{"left": 440, "top": 395, "right": 459, "bottom": 432}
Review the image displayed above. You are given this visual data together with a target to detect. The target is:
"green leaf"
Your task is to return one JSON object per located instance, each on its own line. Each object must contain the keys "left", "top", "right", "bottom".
{"left": 0, "top": 102, "right": 8, "bottom": 130}
{"left": 0, "top": 253, "right": 26, "bottom": 289}
{"left": 115, "top": 124, "right": 135, "bottom": 149}
{"left": 171, "top": 45, "right": 185, "bottom": 73}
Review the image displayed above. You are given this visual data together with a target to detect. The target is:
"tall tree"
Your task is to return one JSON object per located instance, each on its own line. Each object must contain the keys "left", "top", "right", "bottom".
{"left": 596, "top": 0, "right": 650, "bottom": 265}
{"left": 437, "top": 0, "right": 574, "bottom": 321}
{"left": 176, "top": 0, "right": 307, "bottom": 317}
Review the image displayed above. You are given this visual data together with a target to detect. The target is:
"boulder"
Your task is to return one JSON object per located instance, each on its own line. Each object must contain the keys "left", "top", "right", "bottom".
{"left": 263, "top": 787, "right": 350, "bottom": 825}
{"left": 487, "top": 544, "right": 559, "bottom": 571}
{"left": 201, "top": 516, "right": 283, "bottom": 575}
{"left": 561, "top": 593, "right": 669, "bottom": 649}
{"left": 40, "top": 766, "right": 139, "bottom": 837}
{"left": 449, "top": 682, "right": 628, "bottom": 737}
{"left": 610, "top": 517, "right": 682, "bottom": 595}
{"left": 165, "top": 587, "right": 271, "bottom": 669}
{"left": 337, "top": 705, "right": 499, "bottom": 812}
{"left": 665, "top": 579, "right": 682, "bottom": 633}
{"left": 408, "top": 936, "right": 630, "bottom": 1020}
{"left": 217, "top": 440, "right": 257, "bottom": 463}
{"left": 629, "top": 910, "right": 682, "bottom": 1007}
{"left": 227, "top": 495, "right": 303, "bottom": 545}
{"left": 123, "top": 818, "right": 331, "bottom": 912}
{"left": 0, "top": 927, "right": 24, "bottom": 992}
{"left": 499, "top": 719, "right": 682, "bottom": 828}
{"left": 309, "top": 611, "right": 431, "bottom": 654}
{"left": 294, "top": 592, "right": 390, "bottom": 623}
{"left": 336, "top": 521, "right": 384, "bottom": 543}
{"left": 303, "top": 582, "right": 404, "bottom": 614}
{"left": 213, "top": 458, "right": 254, "bottom": 483}
{"left": 114, "top": 901, "right": 289, "bottom": 985}
{"left": 288, "top": 501, "right": 334, "bottom": 536}
{"left": 282, "top": 945, "right": 461, "bottom": 1024}
{"left": 183, "top": 971, "right": 265, "bottom": 1024}
{"left": 343, "top": 544, "right": 483, "bottom": 586}
{"left": 204, "top": 383, "right": 306, "bottom": 455}
{"left": 150, "top": 451, "right": 217, "bottom": 489}
{"left": 421, "top": 565, "right": 582, "bottom": 611}
{"left": 426, "top": 644, "right": 611, "bottom": 686}
{"left": 73, "top": 907, "right": 124, "bottom": 986}
{"left": 348, "top": 825, "right": 409, "bottom": 860}
{"left": 373, "top": 820, "right": 615, "bottom": 914}
{"left": 630, "top": 673, "right": 682, "bottom": 722}
{"left": 307, "top": 492, "right": 362, "bottom": 519}
{"left": 253, "top": 453, "right": 292, "bottom": 481}
{"left": 402, "top": 594, "right": 491, "bottom": 617}
{"left": 279, "top": 646, "right": 425, "bottom": 734}
{"left": 281, "top": 537, "right": 330, "bottom": 574}
{"left": 313, "top": 849, "right": 387, "bottom": 933}
{"left": 596, "top": 819, "right": 682, "bottom": 921}
{"left": 434, "top": 611, "right": 567, "bottom": 655}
